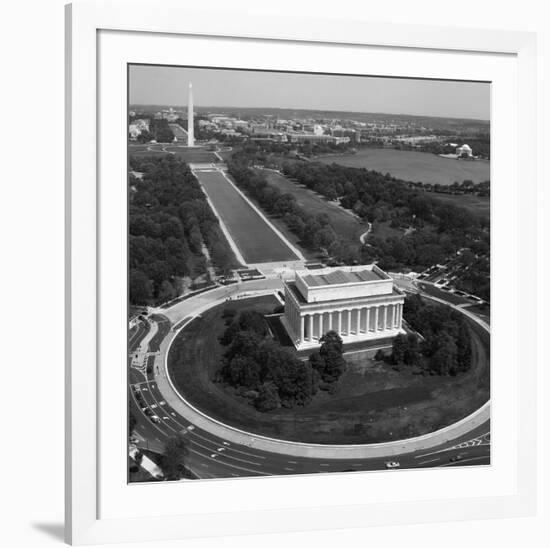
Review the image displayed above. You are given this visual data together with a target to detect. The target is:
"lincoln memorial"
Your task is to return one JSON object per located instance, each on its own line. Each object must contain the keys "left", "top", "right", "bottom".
{"left": 282, "top": 264, "right": 405, "bottom": 350}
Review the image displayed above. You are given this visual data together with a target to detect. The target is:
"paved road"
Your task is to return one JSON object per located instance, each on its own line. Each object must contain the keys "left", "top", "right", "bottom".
{"left": 128, "top": 280, "right": 490, "bottom": 480}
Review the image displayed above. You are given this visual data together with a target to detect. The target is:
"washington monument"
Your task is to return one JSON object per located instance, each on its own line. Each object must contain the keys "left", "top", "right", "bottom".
{"left": 187, "top": 83, "right": 194, "bottom": 147}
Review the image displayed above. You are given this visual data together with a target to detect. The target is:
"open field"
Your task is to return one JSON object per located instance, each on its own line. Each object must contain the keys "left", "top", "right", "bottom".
{"left": 316, "top": 148, "right": 490, "bottom": 185}
{"left": 262, "top": 170, "right": 366, "bottom": 242}
{"left": 163, "top": 147, "right": 221, "bottom": 163}
{"left": 167, "top": 297, "right": 490, "bottom": 444}
{"left": 128, "top": 144, "right": 221, "bottom": 163}
{"left": 195, "top": 170, "right": 299, "bottom": 264}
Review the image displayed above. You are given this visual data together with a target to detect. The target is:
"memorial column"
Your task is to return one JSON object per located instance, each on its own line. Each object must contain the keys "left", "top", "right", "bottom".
{"left": 366, "top": 307, "right": 371, "bottom": 332}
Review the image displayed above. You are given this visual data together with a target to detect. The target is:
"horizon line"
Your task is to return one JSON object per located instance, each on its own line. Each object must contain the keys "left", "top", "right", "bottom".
{"left": 128, "top": 103, "right": 490, "bottom": 123}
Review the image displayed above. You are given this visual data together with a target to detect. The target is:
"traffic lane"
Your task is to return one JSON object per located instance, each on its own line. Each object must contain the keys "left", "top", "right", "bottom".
{"left": 133, "top": 380, "right": 276, "bottom": 477}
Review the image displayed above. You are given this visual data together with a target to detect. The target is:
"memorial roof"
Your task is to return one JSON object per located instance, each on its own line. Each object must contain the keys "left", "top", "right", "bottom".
{"left": 301, "top": 268, "right": 383, "bottom": 287}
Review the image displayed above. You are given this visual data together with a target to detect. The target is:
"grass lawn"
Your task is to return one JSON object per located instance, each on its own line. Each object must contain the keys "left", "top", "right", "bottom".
{"left": 163, "top": 147, "right": 221, "bottom": 163}
{"left": 262, "top": 170, "right": 366, "bottom": 243}
{"left": 195, "top": 170, "right": 300, "bottom": 263}
{"left": 369, "top": 220, "right": 405, "bottom": 241}
{"left": 167, "top": 296, "right": 490, "bottom": 444}
{"left": 128, "top": 145, "right": 221, "bottom": 164}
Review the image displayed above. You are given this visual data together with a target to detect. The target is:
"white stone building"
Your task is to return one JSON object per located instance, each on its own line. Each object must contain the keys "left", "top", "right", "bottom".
{"left": 282, "top": 265, "right": 405, "bottom": 350}
{"left": 456, "top": 143, "right": 473, "bottom": 157}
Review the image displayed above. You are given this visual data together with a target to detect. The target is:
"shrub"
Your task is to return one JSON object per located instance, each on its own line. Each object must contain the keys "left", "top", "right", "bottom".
{"left": 254, "top": 382, "right": 281, "bottom": 411}
{"left": 374, "top": 349, "right": 386, "bottom": 361}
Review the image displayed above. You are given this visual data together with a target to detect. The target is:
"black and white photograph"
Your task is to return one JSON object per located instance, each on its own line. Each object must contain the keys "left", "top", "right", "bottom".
{"left": 127, "top": 65, "right": 491, "bottom": 482}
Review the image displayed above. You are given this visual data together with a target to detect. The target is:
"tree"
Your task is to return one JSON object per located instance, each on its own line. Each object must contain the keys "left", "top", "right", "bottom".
{"left": 319, "top": 330, "right": 344, "bottom": 354}
{"left": 314, "top": 226, "right": 337, "bottom": 250}
{"left": 161, "top": 434, "right": 189, "bottom": 480}
{"left": 254, "top": 382, "right": 281, "bottom": 411}
{"left": 308, "top": 351, "right": 326, "bottom": 378}
{"left": 223, "top": 330, "right": 263, "bottom": 362}
{"left": 374, "top": 349, "right": 386, "bottom": 361}
{"left": 314, "top": 331, "right": 346, "bottom": 383}
{"left": 321, "top": 346, "right": 347, "bottom": 382}
{"left": 128, "top": 411, "right": 137, "bottom": 436}
{"left": 129, "top": 269, "right": 153, "bottom": 305}
{"left": 430, "top": 332, "right": 458, "bottom": 375}
{"left": 404, "top": 333, "right": 421, "bottom": 365}
{"left": 227, "top": 355, "right": 261, "bottom": 389}
{"left": 158, "top": 280, "right": 176, "bottom": 303}
{"left": 391, "top": 333, "right": 408, "bottom": 364}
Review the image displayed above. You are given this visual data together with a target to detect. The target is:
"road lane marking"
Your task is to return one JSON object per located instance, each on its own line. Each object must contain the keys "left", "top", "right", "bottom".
{"left": 418, "top": 458, "right": 440, "bottom": 465}
{"left": 438, "top": 455, "right": 490, "bottom": 467}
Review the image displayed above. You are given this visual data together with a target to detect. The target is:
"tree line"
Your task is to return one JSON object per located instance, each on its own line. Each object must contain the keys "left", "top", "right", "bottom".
{"left": 129, "top": 155, "right": 238, "bottom": 305}
{"left": 218, "top": 308, "right": 346, "bottom": 411}
{"left": 131, "top": 118, "right": 175, "bottom": 144}
{"left": 227, "top": 158, "right": 342, "bottom": 252}
{"left": 380, "top": 294, "right": 472, "bottom": 376}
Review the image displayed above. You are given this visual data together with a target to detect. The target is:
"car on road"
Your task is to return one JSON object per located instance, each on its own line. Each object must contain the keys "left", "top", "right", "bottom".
{"left": 385, "top": 461, "right": 400, "bottom": 469}
{"left": 449, "top": 454, "right": 463, "bottom": 462}
{"left": 149, "top": 415, "right": 161, "bottom": 424}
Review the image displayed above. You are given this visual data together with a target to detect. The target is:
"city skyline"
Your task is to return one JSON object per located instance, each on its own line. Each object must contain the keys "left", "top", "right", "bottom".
{"left": 129, "top": 65, "right": 490, "bottom": 121}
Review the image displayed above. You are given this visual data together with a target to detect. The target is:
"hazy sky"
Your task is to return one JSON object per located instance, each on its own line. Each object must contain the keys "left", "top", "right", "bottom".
{"left": 129, "top": 65, "right": 490, "bottom": 120}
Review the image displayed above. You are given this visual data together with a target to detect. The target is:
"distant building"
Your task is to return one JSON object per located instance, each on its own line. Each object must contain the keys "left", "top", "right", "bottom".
{"left": 456, "top": 144, "right": 473, "bottom": 157}
{"left": 287, "top": 133, "right": 350, "bottom": 145}
{"left": 128, "top": 118, "right": 150, "bottom": 140}
{"left": 282, "top": 265, "right": 405, "bottom": 350}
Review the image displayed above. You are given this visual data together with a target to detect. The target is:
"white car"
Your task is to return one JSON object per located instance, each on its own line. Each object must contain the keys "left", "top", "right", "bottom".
{"left": 385, "top": 461, "right": 400, "bottom": 469}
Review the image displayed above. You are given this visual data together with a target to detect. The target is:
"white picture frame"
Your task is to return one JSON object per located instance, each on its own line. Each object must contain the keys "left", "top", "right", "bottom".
{"left": 65, "top": 1, "right": 537, "bottom": 545}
